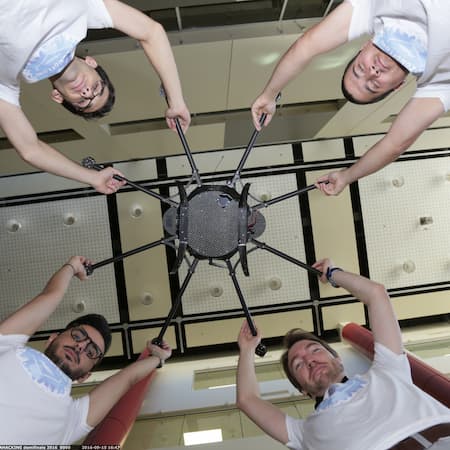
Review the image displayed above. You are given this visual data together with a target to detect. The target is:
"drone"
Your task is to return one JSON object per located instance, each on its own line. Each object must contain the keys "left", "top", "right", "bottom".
{"left": 82, "top": 109, "right": 322, "bottom": 358}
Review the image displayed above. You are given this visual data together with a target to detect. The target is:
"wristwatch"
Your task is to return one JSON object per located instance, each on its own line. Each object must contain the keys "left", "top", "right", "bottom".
{"left": 326, "top": 267, "right": 343, "bottom": 288}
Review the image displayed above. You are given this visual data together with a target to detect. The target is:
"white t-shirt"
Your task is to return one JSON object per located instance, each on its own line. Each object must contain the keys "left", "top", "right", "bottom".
{"left": 346, "top": 0, "right": 450, "bottom": 111}
{"left": 0, "top": 0, "right": 113, "bottom": 106}
{"left": 285, "top": 343, "right": 450, "bottom": 450}
{"left": 0, "top": 334, "right": 93, "bottom": 444}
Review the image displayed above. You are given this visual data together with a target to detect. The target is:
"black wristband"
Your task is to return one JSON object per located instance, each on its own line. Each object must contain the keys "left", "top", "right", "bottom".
{"left": 326, "top": 267, "right": 343, "bottom": 288}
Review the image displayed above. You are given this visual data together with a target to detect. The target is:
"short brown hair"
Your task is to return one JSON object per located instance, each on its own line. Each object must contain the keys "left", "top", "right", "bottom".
{"left": 281, "top": 329, "right": 338, "bottom": 392}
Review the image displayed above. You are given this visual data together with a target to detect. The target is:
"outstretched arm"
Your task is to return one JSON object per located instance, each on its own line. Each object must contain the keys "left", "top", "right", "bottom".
{"left": 312, "top": 258, "right": 403, "bottom": 354}
{"left": 87, "top": 340, "right": 172, "bottom": 427}
{"left": 236, "top": 321, "right": 289, "bottom": 444}
{"left": 251, "top": 1, "right": 353, "bottom": 129}
{"left": 0, "top": 100, "right": 124, "bottom": 194}
{"left": 0, "top": 256, "right": 90, "bottom": 337}
{"left": 104, "top": 0, "right": 190, "bottom": 132}
{"left": 316, "top": 97, "right": 444, "bottom": 195}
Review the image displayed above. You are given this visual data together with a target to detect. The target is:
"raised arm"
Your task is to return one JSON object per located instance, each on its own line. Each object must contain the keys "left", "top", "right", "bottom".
{"left": 312, "top": 258, "right": 403, "bottom": 354}
{"left": 316, "top": 97, "right": 445, "bottom": 195}
{"left": 0, "top": 100, "right": 124, "bottom": 194}
{"left": 0, "top": 256, "right": 89, "bottom": 336}
{"left": 87, "top": 340, "right": 171, "bottom": 427}
{"left": 251, "top": 1, "right": 353, "bottom": 129}
{"left": 236, "top": 321, "right": 289, "bottom": 444}
{"left": 104, "top": 0, "right": 190, "bottom": 132}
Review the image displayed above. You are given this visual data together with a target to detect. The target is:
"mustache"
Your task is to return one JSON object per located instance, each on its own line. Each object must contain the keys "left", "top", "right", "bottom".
{"left": 63, "top": 345, "right": 80, "bottom": 364}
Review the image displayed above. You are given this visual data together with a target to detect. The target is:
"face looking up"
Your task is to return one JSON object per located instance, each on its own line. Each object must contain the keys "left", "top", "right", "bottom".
{"left": 287, "top": 339, "right": 345, "bottom": 398}
{"left": 343, "top": 41, "right": 408, "bottom": 104}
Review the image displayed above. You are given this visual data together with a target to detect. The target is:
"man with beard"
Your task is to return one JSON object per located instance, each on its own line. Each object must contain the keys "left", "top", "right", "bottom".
{"left": 0, "top": 0, "right": 190, "bottom": 194}
{"left": 236, "top": 258, "right": 450, "bottom": 450}
{"left": 0, "top": 255, "right": 172, "bottom": 444}
{"left": 251, "top": 0, "right": 450, "bottom": 197}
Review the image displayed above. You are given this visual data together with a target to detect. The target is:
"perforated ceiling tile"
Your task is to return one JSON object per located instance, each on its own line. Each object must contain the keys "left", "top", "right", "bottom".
{"left": 0, "top": 196, "right": 119, "bottom": 331}
{"left": 175, "top": 173, "right": 310, "bottom": 315}
{"left": 358, "top": 158, "right": 450, "bottom": 289}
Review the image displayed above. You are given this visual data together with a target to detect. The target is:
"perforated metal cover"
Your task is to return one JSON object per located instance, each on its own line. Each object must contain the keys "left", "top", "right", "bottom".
{"left": 187, "top": 187, "right": 239, "bottom": 258}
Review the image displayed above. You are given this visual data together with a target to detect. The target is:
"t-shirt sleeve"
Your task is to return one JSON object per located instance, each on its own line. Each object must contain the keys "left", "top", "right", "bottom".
{"left": 64, "top": 395, "right": 94, "bottom": 444}
{"left": 0, "top": 81, "right": 21, "bottom": 106}
{"left": 414, "top": 85, "right": 450, "bottom": 112}
{"left": 345, "top": 0, "right": 374, "bottom": 41}
{"left": 87, "top": 0, "right": 114, "bottom": 29}
{"left": 372, "top": 342, "right": 412, "bottom": 383}
{"left": 285, "top": 414, "right": 305, "bottom": 450}
{"left": 0, "top": 334, "right": 29, "bottom": 354}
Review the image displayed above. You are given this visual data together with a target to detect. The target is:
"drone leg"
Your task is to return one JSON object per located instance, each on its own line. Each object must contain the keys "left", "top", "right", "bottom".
{"left": 251, "top": 238, "right": 322, "bottom": 277}
{"left": 84, "top": 237, "right": 174, "bottom": 275}
{"left": 81, "top": 156, "right": 178, "bottom": 208}
{"left": 238, "top": 183, "right": 251, "bottom": 276}
{"left": 170, "top": 182, "right": 189, "bottom": 275}
{"left": 225, "top": 260, "right": 266, "bottom": 357}
{"left": 152, "top": 258, "right": 199, "bottom": 352}
{"left": 228, "top": 114, "right": 266, "bottom": 188}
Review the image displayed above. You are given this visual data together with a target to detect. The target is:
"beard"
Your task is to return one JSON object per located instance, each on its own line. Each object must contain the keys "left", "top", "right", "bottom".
{"left": 44, "top": 340, "right": 88, "bottom": 381}
{"left": 303, "top": 358, "right": 345, "bottom": 398}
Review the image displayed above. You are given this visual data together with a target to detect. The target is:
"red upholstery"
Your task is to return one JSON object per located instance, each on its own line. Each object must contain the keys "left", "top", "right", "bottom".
{"left": 342, "top": 323, "right": 450, "bottom": 408}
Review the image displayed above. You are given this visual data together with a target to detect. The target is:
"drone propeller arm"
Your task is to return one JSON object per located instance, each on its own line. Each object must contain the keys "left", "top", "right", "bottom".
{"left": 251, "top": 238, "right": 322, "bottom": 277}
{"left": 83, "top": 237, "right": 175, "bottom": 275}
{"left": 81, "top": 157, "right": 178, "bottom": 208}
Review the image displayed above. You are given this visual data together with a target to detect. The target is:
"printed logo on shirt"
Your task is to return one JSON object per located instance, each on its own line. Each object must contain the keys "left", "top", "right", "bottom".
{"left": 316, "top": 377, "right": 367, "bottom": 412}
{"left": 17, "top": 346, "right": 71, "bottom": 396}
{"left": 22, "top": 35, "right": 78, "bottom": 83}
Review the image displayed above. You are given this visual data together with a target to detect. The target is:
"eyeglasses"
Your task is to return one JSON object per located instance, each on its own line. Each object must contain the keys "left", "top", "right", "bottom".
{"left": 74, "top": 79, "right": 106, "bottom": 112}
{"left": 70, "top": 326, "right": 104, "bottom": 360}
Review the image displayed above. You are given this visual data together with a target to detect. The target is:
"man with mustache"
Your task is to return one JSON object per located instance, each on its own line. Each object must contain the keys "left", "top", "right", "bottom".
{"left": 237, "top": 258, "right": 450, "bottom": 449}
{"left": 0, "top": 0, "right": 190, "bottom": 194}
{"left": 251, "top": 0, "right": 450, "bottom": 196}
{"left": 0, "top": 255, "right": 171, "bottom": 444}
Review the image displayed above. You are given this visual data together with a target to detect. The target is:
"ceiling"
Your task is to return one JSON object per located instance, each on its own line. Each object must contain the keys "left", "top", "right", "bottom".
{"left": 1, "top": 0, "right": 450, "bottom": 380}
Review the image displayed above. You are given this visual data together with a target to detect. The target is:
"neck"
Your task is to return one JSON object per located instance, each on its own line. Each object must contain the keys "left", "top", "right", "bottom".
{"left": 50, "top": 56, "right": 78, "bottom": 85}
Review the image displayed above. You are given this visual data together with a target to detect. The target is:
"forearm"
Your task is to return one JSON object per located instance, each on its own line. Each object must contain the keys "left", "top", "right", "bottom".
{"left": 19, "top": 140, "right": 98, "bottom": 186}
{"left": 236, "top": 349, "right": 261, "bottom": 406}
{"left": 328, "top": 268, "right": 402, "bottom": 353}
{"left": 140, "top": 24, "right": 185, "bottom": 109}
{"left": 343, "top": 136, "right": 409, "bottom": 185}
{"left": 0, "top": 263, "right": 75, "bottom": 336}
{"left": 87, "top": 355, "right": 161, "bottom": 427}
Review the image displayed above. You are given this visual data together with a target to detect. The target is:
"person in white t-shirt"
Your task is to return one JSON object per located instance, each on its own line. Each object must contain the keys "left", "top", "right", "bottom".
{"left": 236, "top": 258, "right": 450, "bottom": 450}
{"left": 251, "top": 0, "right": 450, "bottom": 197}
{"left": 0, "top": 255, "right": 172, "bottom": 444}
{"left": 0, "top": 0, "right": 190, "bottom": 194}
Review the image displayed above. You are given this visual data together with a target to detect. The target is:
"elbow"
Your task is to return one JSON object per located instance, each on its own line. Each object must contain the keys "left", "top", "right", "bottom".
{"left": 370, "top": 282, "right": 390, "bottom": 302}
{"left": 140, "top": 19, "right": 165, "bottom": 45}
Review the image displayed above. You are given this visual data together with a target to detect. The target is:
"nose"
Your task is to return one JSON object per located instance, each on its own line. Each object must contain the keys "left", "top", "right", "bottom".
{"left": 370, "top": 64, "right": 380, "bottom": 76}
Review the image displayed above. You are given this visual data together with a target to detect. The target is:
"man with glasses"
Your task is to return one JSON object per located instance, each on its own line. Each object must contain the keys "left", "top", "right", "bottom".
{"left": 0, "top": 0, "right": 190, "bottom": 194}
{"left": 251, "top": 0, "right": 450, "bottom": 197}
{"left": 0, "top": 255, "right": 172, "bottom": 444}
{"left": 236, "top": 257, "right": 450, "bottom": 449}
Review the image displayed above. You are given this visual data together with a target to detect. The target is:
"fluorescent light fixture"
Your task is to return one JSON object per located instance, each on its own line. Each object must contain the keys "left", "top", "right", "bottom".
{"left": 183, "top": 429, "right": 223, "bottom": 446}
{"left": 208, "top": 383, "right": 236, "bottom": 390}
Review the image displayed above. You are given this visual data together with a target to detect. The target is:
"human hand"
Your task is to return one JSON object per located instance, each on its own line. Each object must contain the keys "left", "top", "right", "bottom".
{"left": 148, "top": 339, "right": 172, "bottom": 362}
{"left": 237, "top": 321, "right": 261, "bottom": 353}
{"left": 312, "top": 258, "right": 333, "bottom": 284}
{"left": 251, "top": 94, "right": 277, "bottom": 131}
{"left": 93, "top": 167, "right": 126, "bottom": 195}
{"left": 315, "top": 170, "right": 350, "bottom": 196}
{"left": 166, "top": 102, "right": 191, "bottom": 133}
{"left": 66, "top": 256, "right": 92, "bottom": 281}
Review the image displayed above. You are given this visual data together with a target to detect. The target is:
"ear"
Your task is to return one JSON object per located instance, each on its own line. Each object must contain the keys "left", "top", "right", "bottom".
{"left": 50, "top": 88, "right": 64, "bottom": 104}
{"left": 45, "top": 332, "right": 60, "bottom": 349}
{"left": 74, "top": 371, "right": 92, "bottom": 384}
{"left": 84, "top": 56, "right": 98, "bottom": 68}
